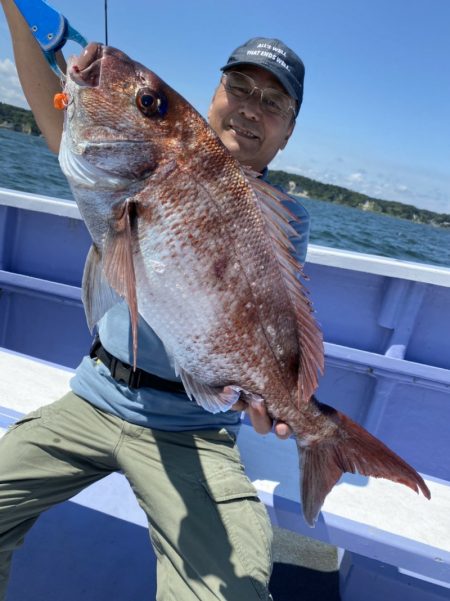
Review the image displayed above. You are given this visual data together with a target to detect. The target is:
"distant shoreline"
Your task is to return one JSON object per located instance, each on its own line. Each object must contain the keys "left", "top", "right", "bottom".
{"left": 0, "top": 101, "right": 40, "bottom": 136}
{"left": 268, "top": 170, "right": 450, "bottom": 230}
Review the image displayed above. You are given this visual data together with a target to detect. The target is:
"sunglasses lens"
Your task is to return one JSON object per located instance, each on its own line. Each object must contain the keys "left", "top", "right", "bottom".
{"left": 223, "top": 72, "right": 292, "bottom": 118}
{"left": 224, "top": 72, "right": 253, "bottom": 96}
{"left": 262, "top": 90, "right": 291, "bottom": 116}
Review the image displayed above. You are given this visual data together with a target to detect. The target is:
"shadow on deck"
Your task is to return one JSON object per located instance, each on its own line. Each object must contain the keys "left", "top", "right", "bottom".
{"left": 7, "top": 501, "right": 339, "bottom": 601}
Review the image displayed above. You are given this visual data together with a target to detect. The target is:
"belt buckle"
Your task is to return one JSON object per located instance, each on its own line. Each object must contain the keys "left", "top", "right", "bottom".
{"left": 110, "top": 357, "right": 140, "bottom": 388}
{"left": 128, "top": 367, "right": 142, "bottom": 389}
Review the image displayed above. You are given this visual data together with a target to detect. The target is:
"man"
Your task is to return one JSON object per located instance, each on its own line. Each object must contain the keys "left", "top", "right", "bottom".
{"left": 0, "top": 2, "right": 310, "bottom": 599}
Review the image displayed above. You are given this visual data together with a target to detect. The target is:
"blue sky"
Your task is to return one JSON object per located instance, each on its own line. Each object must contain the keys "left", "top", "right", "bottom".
{"left": 1, "top": 0, "right": 449, "bottom": 213}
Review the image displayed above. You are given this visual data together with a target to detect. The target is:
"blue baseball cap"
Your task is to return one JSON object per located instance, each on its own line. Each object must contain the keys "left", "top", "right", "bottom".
{"left": 221, "top": 37, "right": 305, "bottom": 116}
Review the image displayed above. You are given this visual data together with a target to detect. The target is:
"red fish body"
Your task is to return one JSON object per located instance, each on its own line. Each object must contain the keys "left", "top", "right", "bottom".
{"left": 59, "top": 43, "right": 430, "bottom": 525}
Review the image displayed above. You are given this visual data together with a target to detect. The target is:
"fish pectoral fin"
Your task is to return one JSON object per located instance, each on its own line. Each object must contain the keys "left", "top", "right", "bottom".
{"left": 178, "top": 367, "right": 241, "bottom": 414}
{"left": 103, "top": 200, "right": 139, "bottom": 369}
{"left": 82, "top": 244, "right": 121, "bottom": 331}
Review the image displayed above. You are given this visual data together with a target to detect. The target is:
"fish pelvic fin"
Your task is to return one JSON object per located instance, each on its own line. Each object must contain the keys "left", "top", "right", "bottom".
{"left": 82, "top": 244, "right": 121, "bottom": 331}
{"left": 298, "top": 397, "right": 431, "bottom": 527}
{"left": 177, "top": 365, "right": 241, "bottom": 414}
{"left": 103, "top": 200, "right": 139, "bottom": 370}
{"left": 247, "top": 173, "right": 324, "bottom": 403}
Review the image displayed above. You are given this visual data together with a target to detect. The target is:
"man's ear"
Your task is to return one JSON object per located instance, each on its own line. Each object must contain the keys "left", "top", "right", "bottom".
{"left": 280, "top": 119, "right": 295, "bottom": 150}
{"left": 207, "top": 87, "right": 220, "bottom": 124}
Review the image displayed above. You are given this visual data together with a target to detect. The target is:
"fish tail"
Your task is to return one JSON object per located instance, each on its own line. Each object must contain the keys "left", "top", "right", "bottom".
{"left": 297, "top": 397, "right": 431, "bottom": 527}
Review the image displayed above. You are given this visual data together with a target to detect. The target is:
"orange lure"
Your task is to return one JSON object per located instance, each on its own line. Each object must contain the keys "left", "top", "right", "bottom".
{"left": 53, "top": 92, "right": 69, "bottom": 110}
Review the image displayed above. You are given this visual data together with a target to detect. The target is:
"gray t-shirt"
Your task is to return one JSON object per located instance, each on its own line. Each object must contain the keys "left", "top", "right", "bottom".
{"left": 71, "top": 193, "right": 310, "bottom": 433}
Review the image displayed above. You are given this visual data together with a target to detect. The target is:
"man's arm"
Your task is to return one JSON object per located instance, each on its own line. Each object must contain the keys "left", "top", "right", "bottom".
{"left": 1, "top": 0, "right": 65, "bottom": 153}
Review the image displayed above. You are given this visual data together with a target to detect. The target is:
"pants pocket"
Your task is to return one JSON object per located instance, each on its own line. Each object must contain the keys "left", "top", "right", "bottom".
{"left": 5, "top": 408, "right": 42, "bottom": 434}
{"left": 202, "top": 467, "right": 273, "bottom": 599}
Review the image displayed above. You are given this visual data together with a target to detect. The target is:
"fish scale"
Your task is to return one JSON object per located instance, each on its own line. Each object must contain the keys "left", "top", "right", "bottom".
{"left": 134, "top": 164, "right": 290, "bottom": 397}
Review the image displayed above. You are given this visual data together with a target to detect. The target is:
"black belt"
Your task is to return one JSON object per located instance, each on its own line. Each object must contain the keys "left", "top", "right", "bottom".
{"left": 89, "top": 335, "right": 186, "bottom": 392}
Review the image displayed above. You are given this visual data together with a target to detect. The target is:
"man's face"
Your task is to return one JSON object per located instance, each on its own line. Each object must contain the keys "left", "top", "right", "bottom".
{"left": 208, "top": 65, "right": 296, "bottom": 173}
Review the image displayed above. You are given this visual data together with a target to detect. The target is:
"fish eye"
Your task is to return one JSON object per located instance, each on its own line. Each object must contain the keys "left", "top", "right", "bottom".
{"left": 136, "top": 88, "right": 167, "bottom": 117}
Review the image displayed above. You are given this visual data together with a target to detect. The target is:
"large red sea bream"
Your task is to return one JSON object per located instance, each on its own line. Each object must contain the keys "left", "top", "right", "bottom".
{"left": 58, "top": 43, "right": 430, "bottom": 525}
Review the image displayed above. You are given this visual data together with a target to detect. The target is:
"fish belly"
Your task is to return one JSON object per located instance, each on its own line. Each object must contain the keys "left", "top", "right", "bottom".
{"left": 132, "top": 214, "right": 297, "bottom": 398}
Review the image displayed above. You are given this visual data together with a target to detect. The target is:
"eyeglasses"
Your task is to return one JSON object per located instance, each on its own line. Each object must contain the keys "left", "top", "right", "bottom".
{"left": 221, "top": 71, "right": 295, "bottom": 119}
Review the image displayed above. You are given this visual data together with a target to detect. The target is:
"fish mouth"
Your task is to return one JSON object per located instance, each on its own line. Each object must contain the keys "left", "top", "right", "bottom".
{"left": 59, "top": 141, "right": 132, "bottom": 190}
{"left": 70, "top": 42, "right": 104, "bottom": 88}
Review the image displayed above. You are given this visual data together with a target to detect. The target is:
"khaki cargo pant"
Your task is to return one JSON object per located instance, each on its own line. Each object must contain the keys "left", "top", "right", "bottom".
{"left": 0, "top": 392, "right": 273, "bottom": 600}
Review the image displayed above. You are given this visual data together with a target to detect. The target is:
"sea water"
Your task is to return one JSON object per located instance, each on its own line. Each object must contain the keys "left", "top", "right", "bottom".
{"left": 1, "top": 128, "right": 449, "bottom": 268}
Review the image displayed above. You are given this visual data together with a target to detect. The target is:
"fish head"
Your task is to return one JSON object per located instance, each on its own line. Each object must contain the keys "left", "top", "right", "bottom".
{"left": 61, "top": 42, "right": 203, "bottom": 189}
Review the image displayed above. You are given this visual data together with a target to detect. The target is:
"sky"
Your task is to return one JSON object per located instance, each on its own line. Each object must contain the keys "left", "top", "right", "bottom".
{"left": 0, "top": 0, "right": 449, "bottom": 213}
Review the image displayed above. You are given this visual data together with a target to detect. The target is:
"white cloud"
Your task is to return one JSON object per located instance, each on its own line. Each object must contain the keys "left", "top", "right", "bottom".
{"left": 347, "top": 171, "right": 365, "bottom": 183}
{"left": 0, "top": 58, "right": 28, "bottom": 108}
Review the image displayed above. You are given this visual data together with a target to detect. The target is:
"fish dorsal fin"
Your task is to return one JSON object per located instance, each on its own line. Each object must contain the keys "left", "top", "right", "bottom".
{"left": 176, "top": 361, "right": 241, "bottom": 414}
{"left": 103, "top": 200, "right": 139, "bottom": 369}
{"left": 247, "top": 173, "right": 324, "bottom": 404}
{"left": 82, "top": 244, "right": 121, "bottom": 331}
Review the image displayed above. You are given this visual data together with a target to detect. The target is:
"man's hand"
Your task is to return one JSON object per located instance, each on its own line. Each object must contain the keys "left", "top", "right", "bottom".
{"left": 231, "top": 399, "right": 292, "bottom": 439}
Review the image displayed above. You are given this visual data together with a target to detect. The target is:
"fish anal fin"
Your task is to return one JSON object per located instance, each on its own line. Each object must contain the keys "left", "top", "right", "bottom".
{"left": 103, "top": 200, "right": 139, "bottom": 369}
{"left": 298, "top": 397, "right": 431, "bottom": 527}
{"left": 178, "top": 367, "right": 241, "bottom": 414}
{"left": 82, "top": 244, "right": 121, "bottom": 331}
{"left": 248, "top": 174, "right": 324, "bottom": 403}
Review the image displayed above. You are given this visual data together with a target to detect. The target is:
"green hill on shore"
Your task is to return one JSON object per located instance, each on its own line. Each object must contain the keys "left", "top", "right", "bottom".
{"left": 0, "top": 101, "right": 40, "bottom": 135}
{"left": 268, "top": 169, "right": 450, "bottom": 230}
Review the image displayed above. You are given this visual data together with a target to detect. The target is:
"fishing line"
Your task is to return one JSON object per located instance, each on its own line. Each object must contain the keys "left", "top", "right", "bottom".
{"left": 104, "top": 0, "right": 109, "bottom": 46}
